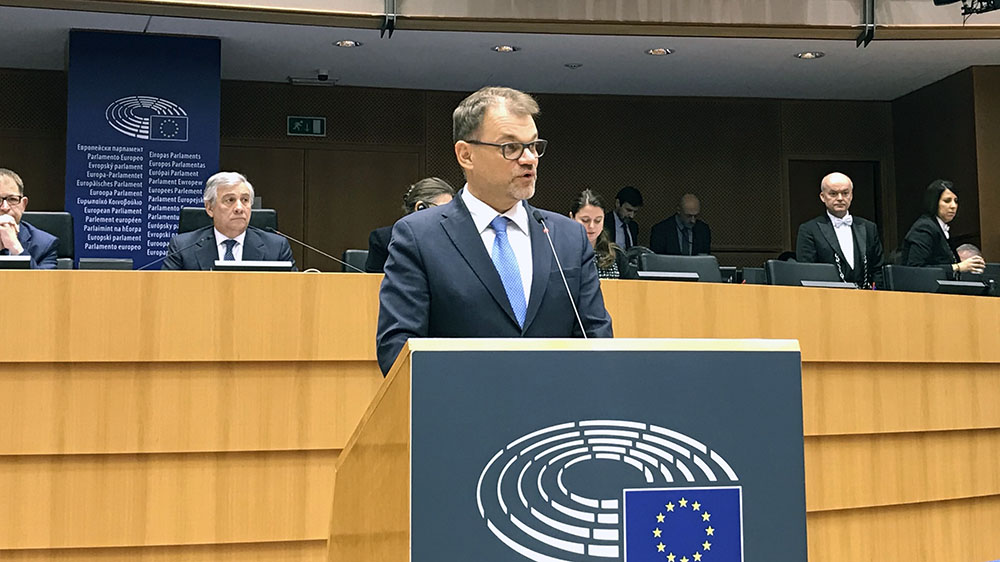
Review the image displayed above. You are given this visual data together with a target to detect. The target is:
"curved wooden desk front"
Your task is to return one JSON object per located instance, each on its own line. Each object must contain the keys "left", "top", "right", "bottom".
{"left": 1, "top": 271, "right": 997, "bottom": 561}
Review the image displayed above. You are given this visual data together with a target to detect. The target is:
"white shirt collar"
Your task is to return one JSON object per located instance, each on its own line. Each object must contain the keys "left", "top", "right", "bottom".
{"left": 214, "top": 227, "right": 247, "bottom": 248}
{"left": 827, "top": 210, "right": 852, "bottom": 227}
{"left": 936, "top": 216, "right": 950, "bottom": 238}
{"left": 461, "top": 186, "right": 530, "bottom": 236}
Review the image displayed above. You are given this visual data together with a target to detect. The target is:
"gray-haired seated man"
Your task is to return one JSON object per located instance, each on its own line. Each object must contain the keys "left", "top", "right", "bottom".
{"left": 161, "top": 171, "right": 295, "bottom": 270}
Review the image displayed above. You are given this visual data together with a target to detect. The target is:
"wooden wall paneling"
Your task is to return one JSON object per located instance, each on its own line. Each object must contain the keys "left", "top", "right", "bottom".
{"left": 303, "top": 148, "right": 423, "bottom": 270}
{"left": 220, "top": 145, "right": 307, "bottom": 267}
{"left": 0, "top": 133, "right": 68, "bottom": 210}
{"left": 806, "top": 495, "right": 1000, "bottom": 562}
{"left": 973, "top": 66, "right": 1000, "bottom": 261}
{"left": 803, "top": 429, "right": 1000, "bottom": 512}
{"left": 0, "top": 540, "right": 327, "bottom": 562}
{"left": 0, "top": 361, "right": 381, "bottom": 455}
{"left": 802, "top": 362, "right": 1000, "bottom": 436}
{"left": 0, "top": 450, "right": 337, "bottom": 549}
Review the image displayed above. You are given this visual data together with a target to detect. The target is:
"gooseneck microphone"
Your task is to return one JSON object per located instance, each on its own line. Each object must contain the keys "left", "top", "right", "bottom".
{"left": 265, "top": 226, "right": 365, "bottom": 273}
{"left": 532, "top": 210, "right": 588, "bottom": 339}
{"left": 137, "top": 233, "right": 213, "bottom": 270}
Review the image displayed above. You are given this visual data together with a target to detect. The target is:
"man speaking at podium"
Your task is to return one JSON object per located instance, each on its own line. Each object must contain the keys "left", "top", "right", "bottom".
{"left": 376, "top": 87, "right": 613, "bottom": 375}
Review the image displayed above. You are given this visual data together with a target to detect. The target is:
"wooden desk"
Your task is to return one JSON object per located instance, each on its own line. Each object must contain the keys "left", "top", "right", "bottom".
{"left": 1, "top": 272, "right": 997, "bottom": 561}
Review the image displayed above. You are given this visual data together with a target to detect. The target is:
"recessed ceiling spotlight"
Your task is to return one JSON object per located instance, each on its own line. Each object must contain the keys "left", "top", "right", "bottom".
{"left": 492, "top": 45, "right": 520, "bottom": 53}
{"left": 334, "top": 40, "right": 363, "bottom": 48}
{"left": 794, "top": 51, "right": 825, "bottom": 60}
{"left": 645, "top": 48, "right": 674, "bottom": 56}
{"left": 564, "top": 63, "right": 583, "bottom": 69}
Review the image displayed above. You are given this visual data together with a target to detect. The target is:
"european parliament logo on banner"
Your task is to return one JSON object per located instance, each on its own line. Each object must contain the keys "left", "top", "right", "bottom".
{"left": 105, "top": 95, "right": 189, "bottom": 141}
{"left": 624, "top": 487, "right": 743, "bottom": 562}
{"left": 149, "top": 115, "right": 189, "bottom": 141}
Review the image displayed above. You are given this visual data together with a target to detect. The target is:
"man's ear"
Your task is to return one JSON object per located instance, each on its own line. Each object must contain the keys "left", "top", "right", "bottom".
{"left": 204, "top": 201, "right": 214, "bottom": 218}
{"left": 455, "top": 141, "right": 474, "bottom": 173}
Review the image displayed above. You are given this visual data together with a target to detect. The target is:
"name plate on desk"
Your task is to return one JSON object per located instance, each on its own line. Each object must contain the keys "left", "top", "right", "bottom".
{"left": 407, "top": 339, "right": 807, "bottom": 562}
{"left": 0, "top": 255, "right": 31, "bottom": 269}
{"left": 212, "top": 260, "right": 294, "bottom": 272}
{"left": 636, "top": 271, "right": 700, "bottom": 282}
{"left": 800, "top": 280, "right": 857, "bottom": 289}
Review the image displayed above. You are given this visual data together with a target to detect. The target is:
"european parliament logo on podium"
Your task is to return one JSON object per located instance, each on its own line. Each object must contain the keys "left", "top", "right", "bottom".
{"left": 623, "top": 487, "right": 743, "bottom": 561}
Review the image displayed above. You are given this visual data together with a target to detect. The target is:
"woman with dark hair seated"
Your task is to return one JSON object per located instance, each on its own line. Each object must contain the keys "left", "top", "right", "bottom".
{"left": 569, "top": 189, "right": 636, "bottom": 279}
{"left": 900, "top": 179, "right": 985, "bottom": 277}
{"left": 365, "top": 177, "right": 455, "bottom": 273}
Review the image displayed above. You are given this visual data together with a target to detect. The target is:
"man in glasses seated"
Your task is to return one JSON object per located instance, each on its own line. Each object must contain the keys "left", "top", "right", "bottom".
{"left": 375, "top": 86, "right": 613, "bottom": 375}
{"left": 0, "top": 168, "right": 58, "bottom": 269}
{"left": 161, "top": 171, "right": 295, "bottom": 270}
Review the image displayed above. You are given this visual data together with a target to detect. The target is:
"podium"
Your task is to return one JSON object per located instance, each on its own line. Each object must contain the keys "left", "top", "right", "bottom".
{"left": 328, "top": 338, "right": 807, "bottom": 562}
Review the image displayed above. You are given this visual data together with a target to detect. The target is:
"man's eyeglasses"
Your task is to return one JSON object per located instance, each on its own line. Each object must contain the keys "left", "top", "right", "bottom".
{"left": 464, "top": 139, "right": 548, "bottom": 160}
{"left": 0, "top": 195, "right": 23, "bottom": 207}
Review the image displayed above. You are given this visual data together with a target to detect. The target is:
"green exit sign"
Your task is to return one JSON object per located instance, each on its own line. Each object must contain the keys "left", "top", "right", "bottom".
{"left": 287, "top": 116, "right": 326, "bottom": 137}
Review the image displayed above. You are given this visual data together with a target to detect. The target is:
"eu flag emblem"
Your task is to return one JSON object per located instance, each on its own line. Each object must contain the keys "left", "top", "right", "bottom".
{"left": 624, "top": 487, "right": 743, "bottom": 562}
{"left": 150, "top": 115, "right": 189, "bottom": 141}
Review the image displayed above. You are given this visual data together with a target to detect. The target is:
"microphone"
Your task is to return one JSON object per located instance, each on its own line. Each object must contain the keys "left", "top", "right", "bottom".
{"left": 265, "top": 226, "right": 365, "bottom": 273}
{"left": 137, "top": 233, "right": 213, "bottom": 270}
{"left": 532, "top": 210, "right": 588, "bottom": 339}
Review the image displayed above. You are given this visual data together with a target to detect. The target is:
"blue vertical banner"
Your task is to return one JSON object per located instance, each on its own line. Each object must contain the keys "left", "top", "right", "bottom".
{"left": 65, "top": 31, "right": 220, "bottom": 268}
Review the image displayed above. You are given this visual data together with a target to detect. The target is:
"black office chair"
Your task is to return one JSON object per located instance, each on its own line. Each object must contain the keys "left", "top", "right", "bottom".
{"left": 21, "top": 211, "right": 73, "bottom": 269}
{"left": 639, "top": 254, "right": 723, "bottom": 283}
{"left": 342, "top": 249, "right": 368, "bottom": 273}
{"left": 177, "top": 207, "right": 278, "bottom": 234}
{"left": 741, "top": 267, "right": 766, "bottom": 285}
{"left": 625, "top": 245, "right": 653, "bottom": 269}
{"left": 883, "top": 264, "right": 989, "bottom": 295}
{"left": 764, "top": 260, "right": 845, "bottom": 287}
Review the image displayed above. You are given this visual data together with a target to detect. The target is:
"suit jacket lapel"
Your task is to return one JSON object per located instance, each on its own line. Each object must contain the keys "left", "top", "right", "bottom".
{"left": 242, "top": 229, "right": 266, "bottom": 261}
{"left": 440, "top": 194, "right": 520, "bottom": 327}
{"left": 195, "top": 230, "right": 218, "bottom": 270}
{"left": 817, "top": 219, "right": 849, "bottom": 269}
{"left": 523, "top": 202, "right": 552, "bottom": 332}
{"left": 853, "top": 222, "right": 868, "bottom": 271}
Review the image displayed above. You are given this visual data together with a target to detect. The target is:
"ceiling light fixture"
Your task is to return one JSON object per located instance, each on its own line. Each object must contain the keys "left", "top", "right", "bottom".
{"left": 645, "top": 48, "right": 674, "bottom": 56}
{"left": 492, "top": 45, "right": 520, "bottom": 53}
{"left": 564, "top": 63, "right": 583, "bottom": 69}
{"left": 334, "top": 40, "right": 363, "bottom": 48}
{"left": 794, "top": 51, "right": 825, "bottom": 60}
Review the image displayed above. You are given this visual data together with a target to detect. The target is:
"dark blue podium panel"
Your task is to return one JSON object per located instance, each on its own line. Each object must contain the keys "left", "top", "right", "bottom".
{"left": 409, "top": 341, "right": 806, "bottom": 562}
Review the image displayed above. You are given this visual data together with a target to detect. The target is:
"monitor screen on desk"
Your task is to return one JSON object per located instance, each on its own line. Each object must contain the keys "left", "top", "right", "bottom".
{"left": 212, "top": 260, "right": 294, "bottom": 272}
{"left": 0, "top": 255, "right": 31, "bottom": 269}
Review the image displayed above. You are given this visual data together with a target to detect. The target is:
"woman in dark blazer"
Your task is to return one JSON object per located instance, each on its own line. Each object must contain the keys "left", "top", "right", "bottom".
{"left": 901, "top": 179, "right": 985, "bottom": 277}
{"left": 365, "top": 177, "right": 455, "bottom": 273}
{"left": 569, "top": 189, "right": 636, "bottom": 279}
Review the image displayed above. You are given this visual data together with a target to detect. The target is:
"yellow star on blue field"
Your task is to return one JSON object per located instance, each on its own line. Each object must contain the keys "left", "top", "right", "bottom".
{"left": 657, "top": 513, "right": 665, "bottom": 523}
{"left": 702, "top": 512, "right": 711, "bottom": 522}
{"left": 667, "top": 554, "right": 676, "bottom": 562}
{"left": 703, "top": 541, "right": 712, "bottom": 550}
{"left": 653, "top": 528, "right": 662, "bottom": 538}
{"left": 693, "top": 553, "right": 702, "bottom": 561}
{"left": 665, "top": 502, "right": 675, "bottom": 512}
{"left": 680, "top": 556, "right": 689, "bottom": 562}
{"left": 657, "top": 542, "right": 666, "bottom": 552}
{"left": 678, "top": 498, "right": 688, "bottom": 508}
{"left": 705, "top": 526, "right": 715, "bottom": 536}
{"left": 691, "top": 501, "right": 701, "bottom": 511}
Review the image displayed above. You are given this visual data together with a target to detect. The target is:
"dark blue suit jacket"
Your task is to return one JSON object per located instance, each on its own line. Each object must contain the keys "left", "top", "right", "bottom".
{"left": 160, "top": 225, "right": 295, "bottom": 271}
{"left": 376, "top": 191, "right": 614, "bottom": 374}
{"left": 11, "top": 221, "right": 59, "bottom": 269}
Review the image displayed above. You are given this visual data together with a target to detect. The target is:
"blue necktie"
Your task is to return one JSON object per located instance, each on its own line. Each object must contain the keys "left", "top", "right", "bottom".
{"left": 222, "top": 239, "right": 237, "bottom": 261}
{"left": 490, "top": 216, "right": 526, "bottom": 328}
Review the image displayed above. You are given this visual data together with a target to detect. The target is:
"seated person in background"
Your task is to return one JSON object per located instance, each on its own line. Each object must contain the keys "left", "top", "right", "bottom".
{"left": 649, "top": 193, "right": 711, "bottom": 256}
{"left": 956, "top": 243, "right": 982, "bottom": 262}
{"left": 603, "top": 186, "right": 642, "bottom": 250}
{"left": 777, "top": 251, "right": 797, "bottom": 262}
{"left": 569, "top": 189, "right": 635, "bottom": 279}
{"left": 0, "top": 168, "right": 58, "bottom": 269}
{"left": 365, "top": 177, "right": 455, "bottom": 273}
{"left": 162, "top": 171, "right": 295, "bottom": 270}
{"left": 795, "top": 172, "right": 884, "bottom": 288}
{"left": 901, "top": 179, "right": 984, "bottom": 277}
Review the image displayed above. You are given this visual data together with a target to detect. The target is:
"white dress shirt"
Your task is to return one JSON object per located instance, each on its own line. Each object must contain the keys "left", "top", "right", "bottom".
{"left": 462, "top": 187, "right": 533, "bottom": 305}
{"left": 828, "top": 211, "right": 855, "bottom": 269}
{"left": 937, "top": 216, "right": 950, "bottom": 239}
{"left": 214, "top": 227, "right": 247, "bottom": 261}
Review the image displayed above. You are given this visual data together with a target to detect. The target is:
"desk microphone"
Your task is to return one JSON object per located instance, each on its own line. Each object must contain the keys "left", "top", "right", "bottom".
{"left": 265, "top": 227, "right": 365, "bottom": 273}
{"left": 137, "top": 233, "right": 213, "bottom": 270}
{"left": 532, "top": 210, "right": 588, "bottom": 339}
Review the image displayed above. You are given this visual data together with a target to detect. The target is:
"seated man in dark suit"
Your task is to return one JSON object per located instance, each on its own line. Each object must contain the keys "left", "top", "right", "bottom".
{"left": 162, "top": 171, "right": 295, "bottom": 270}
{"left": 649, "top": 193, "right": 711, "bottom": 256}
{"left": 603, "top": 186, "right": 642, "bottom": 250}
{"left": 0, "top": 168, "right": 58, "bottom": 269}
{"left": 795, "top": 172, "right": 884, "bottom": 288}
{"left": 376, "top": 86, "right": 613, "bottom": 375}
{"left": 365, "top": 177, "right": 455, "bottom": 273}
